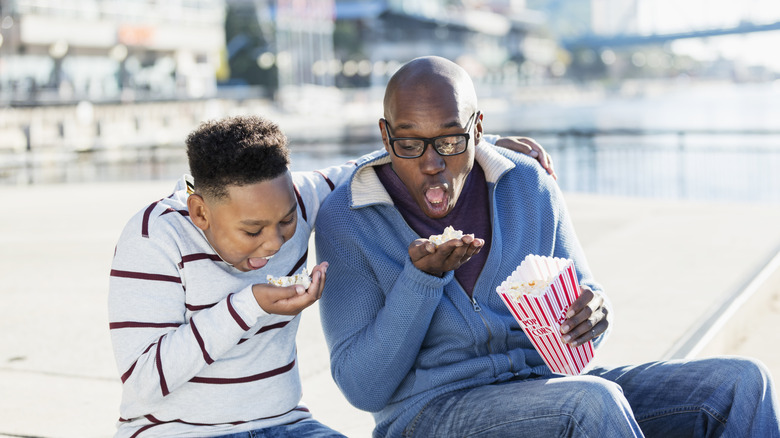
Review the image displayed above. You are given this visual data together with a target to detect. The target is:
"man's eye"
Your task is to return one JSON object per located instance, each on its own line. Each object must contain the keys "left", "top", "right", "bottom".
{"left": 436, "top": 137, "right": 465, "bottom": 154}
{"left": 398, "top": 142, "right": 421, "bottom": 151}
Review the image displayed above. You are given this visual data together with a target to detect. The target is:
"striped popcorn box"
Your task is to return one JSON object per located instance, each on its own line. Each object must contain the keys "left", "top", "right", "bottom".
{"left": 496, "top": 255, "right": 595, "bottom": 375}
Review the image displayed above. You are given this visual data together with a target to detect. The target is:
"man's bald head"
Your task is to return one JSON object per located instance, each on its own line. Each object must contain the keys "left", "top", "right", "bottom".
{"left": 383, "top": 56, "right": 478, "bottom": 122}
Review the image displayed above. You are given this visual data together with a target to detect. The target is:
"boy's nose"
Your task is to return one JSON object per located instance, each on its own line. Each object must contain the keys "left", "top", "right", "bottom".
{"left": 263, "top": 226, "right": 285, "bottom": 252}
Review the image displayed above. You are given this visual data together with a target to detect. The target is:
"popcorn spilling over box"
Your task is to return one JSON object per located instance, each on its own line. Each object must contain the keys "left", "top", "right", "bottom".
{"left": 267, "top": 268, "right": 312, "bottom": 289}
{"left": 496, "top": 255, "right": 594, "bottom": 375}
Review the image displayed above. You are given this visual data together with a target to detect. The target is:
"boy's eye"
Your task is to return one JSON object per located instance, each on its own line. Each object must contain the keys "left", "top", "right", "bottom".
{"left": 245, "top": 229, "right": 262, "bottom": 237}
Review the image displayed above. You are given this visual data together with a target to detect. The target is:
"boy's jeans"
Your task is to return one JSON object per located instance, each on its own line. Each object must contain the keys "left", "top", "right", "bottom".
{"left": 403, "top": 356, "right": 779, "bottom": 437}
{"left": 214, "top": 420, "right": 346, "bottom": 438}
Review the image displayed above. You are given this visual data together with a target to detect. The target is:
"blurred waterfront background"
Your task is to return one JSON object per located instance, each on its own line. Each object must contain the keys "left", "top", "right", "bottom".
{"left": 3, "top": 2, "right": 780, "bottom": 437}
{"left": 1, "top": 0, "right": 780, "bottom": 204}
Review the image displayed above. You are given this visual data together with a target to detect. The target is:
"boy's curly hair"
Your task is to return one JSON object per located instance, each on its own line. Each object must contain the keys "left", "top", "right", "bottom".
{"left": 186, "top": 115, "right": 290, "bottom": 200}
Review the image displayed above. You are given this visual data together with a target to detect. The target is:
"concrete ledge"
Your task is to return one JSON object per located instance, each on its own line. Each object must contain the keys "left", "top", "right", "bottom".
{"left": 2, "top": 183, "right": 780, "bottom": 437}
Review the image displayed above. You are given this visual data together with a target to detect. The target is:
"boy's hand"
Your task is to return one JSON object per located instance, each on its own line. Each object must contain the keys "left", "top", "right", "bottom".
{"left": 252, "top": 262, "right": 329, "bottom": 316}
{"left": 559, "top": 285, "right": 609, "bottom": 347}
{"left": 495, "top": 136, "right": 557, "bottom": 180}
{"left": 408, "top": 235, "right": 484, "bottom": 277}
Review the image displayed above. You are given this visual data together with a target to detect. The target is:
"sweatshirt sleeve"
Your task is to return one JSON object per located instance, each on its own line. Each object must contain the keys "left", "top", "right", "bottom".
{"left": 315, "top": 216, "right": 452, "bottom": 412}
{"left": 548, "top": 182, "right": 613, "bottom": 348}
{"left": 108, "top": 207, "right": 269, "bottom": 411}
{"left": 292, "top": 162, "right": 357, "bottom": 229}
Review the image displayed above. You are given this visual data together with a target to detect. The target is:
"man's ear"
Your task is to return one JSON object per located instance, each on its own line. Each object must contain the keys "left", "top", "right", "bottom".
{"left": 474, "top": 111, "right": 484, "bottom": 144}
{"left": 378, "top": 119, "right": 391, "bottom": 154}
{"left": 187, "top": 193, "right": 210, "bottom": 231}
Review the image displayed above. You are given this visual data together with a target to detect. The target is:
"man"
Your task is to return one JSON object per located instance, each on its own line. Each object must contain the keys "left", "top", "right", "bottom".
{"left": 315, "top": 56, "right": 779, "bottom": 437}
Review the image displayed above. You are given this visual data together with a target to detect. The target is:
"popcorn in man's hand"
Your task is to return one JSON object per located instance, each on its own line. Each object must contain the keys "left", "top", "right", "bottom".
{"left": 267, "top": 268, "right": 312, "bottom": 289}
{"left": 428, "top": 226, "right": 464, "bottom": 246}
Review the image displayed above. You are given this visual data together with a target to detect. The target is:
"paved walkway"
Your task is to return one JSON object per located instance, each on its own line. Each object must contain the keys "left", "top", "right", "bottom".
{"left": 1, "top": 181, "right": 780, "bottom": 438}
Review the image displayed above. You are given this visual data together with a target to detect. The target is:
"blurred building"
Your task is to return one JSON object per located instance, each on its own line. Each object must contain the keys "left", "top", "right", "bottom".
{"left": 222, "top": 0, "right": 558, "bottom": 94}
{"left": 0, "top": 0, "right": 226, "bottom": 104}
{"left": 332, "top": 0, "right": 555, "bottom": 87}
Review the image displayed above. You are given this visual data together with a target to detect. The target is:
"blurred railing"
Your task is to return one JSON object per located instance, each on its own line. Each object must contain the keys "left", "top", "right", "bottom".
{"left": 516, "top": 129, "right": 780, "bottom": 204}
{"left": 1, "top": 128, "right": 779, "bottom": 204}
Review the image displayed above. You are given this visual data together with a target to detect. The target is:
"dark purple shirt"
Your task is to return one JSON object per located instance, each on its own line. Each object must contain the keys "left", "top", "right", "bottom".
{"left": 375, "top": 162, "right": 492, "bottom": 297}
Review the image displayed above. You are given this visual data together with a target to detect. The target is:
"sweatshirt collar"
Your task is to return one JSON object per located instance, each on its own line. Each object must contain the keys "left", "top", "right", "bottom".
{"left": 349, "top": 144, "right": 515, "bottom": 209}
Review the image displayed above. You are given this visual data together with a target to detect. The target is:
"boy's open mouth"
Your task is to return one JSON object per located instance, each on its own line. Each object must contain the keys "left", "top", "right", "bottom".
{"left": 247, "top": 254, "right": 274, "bottom": 270}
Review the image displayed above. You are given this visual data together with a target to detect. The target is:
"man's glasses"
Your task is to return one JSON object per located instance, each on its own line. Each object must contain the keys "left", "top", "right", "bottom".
{"left": 383, "top": 112, "right": 478, "bottom": 159}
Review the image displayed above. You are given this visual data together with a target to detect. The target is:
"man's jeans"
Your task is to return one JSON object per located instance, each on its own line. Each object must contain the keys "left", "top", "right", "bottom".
{"left": 213, "top": 419, "right": 346, "bottom": 438}
{"left": 403, "top": 356, "right": 779, "bottom": 437}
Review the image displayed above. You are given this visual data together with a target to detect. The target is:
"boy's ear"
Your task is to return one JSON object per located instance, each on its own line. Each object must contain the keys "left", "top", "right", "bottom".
{"left": 187, "top": 193, "right": 210, "bottom": 231}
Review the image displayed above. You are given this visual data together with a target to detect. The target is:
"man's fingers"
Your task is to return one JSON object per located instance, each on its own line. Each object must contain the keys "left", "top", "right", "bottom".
{"left": 408, "top": 239, "right": 436, "bottom": 262}
{"left": 565, "top": 286, "right": 595, "bottom": 318}
{"left": 567, "top": 316, "right": 608, "bottom": 347}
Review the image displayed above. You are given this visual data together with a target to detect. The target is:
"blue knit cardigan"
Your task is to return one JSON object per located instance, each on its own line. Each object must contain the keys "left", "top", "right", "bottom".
{"left": 315, "top": 144, "right": 609, "bottom": 438}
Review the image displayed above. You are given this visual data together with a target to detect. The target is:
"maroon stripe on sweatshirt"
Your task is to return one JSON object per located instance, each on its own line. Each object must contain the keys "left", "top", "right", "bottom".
{"left": 189, "top": 359, "right": 295, "bottom": 385}
{"left": 143, "top": 405, "right": 306, "bottom": 427}
{"left": 120, "top": 361, "right": 137, "bottom": 384}
{"left": 110, "top": 321, "right": 180, "bottom": 330}
{"left": 293, "top": 184, "right": 306, "bottom": 221}
{"left": 160, "top": 208, "right": 189, "bottom": 217}
{"left": 237, "top": 320, "right": 291, "bottom": 344}
{"left": 141, "top": 200, "right": 161, "bottom": 238}
{"left": 155, "top": 335, "right": 170, "bottom": 396}
{"left": 146, "top": 413, "right": 246, "bottom": 426}
{"left": 314, "top": 170, "right": 336, "bottom": 191}
{"left": 120, "top": 343, "right": 156, "bottom": 383}
{"left": 129, "top": 423, "right": 157, "bottom": 438}
{"left": 286, "top": 251, "right": 308, "bottom": 277}
{"left": 186, "top": 302, "right": 217, "bottom": 311}
{"left": 190, "top": 318, "right": 214, "bottom": 365}
{"left": 110, "top": 269, "right": 182, "bottom": 284}
{"left": 226, "top": 293, "right": 251, "bottom": 331}
{"left": 178, "top": 253, "right": 223, "bottom": 269}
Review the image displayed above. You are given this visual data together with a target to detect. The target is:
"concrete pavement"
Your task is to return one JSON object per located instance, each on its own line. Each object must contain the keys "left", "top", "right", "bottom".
{"left": 1, "top": 181, "right": 780, "bottom": 438}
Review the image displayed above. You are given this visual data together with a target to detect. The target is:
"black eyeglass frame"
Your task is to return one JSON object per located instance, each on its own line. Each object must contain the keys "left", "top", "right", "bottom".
{"left": 382, "top": 111, "right": 479, "bottom": 159}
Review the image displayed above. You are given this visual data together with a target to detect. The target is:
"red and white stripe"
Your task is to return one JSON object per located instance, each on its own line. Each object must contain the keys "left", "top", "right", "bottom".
{"left": 498, "top": 260, "right": 594, "bottom": 375}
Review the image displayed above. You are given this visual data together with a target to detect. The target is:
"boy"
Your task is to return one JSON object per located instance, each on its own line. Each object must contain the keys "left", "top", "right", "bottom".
{"left": 108, "top": 115, "right": 552, "bottom": 437}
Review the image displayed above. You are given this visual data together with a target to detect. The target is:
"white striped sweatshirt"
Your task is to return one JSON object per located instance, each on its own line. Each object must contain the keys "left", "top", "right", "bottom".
{"left": 108, "top": 162, "right": 357, "bottom": 438}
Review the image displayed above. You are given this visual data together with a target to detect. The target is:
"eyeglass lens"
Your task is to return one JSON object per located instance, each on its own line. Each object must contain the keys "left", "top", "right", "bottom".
{"left": 394, "top": 136, "right": 468, "bottom": 157}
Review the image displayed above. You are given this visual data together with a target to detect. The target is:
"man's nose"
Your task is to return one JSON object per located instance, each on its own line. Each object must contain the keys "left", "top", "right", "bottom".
{"left": 420, "top": 143, "right": 445, "bottom": 174}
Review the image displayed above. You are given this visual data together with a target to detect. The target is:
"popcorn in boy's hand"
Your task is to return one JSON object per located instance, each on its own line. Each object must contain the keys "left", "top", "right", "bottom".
{"left": 267, "top": 268, "right": 312, "bottom": 289}
{"left": 428, "top": 226, "right": 464, "bottom": 246}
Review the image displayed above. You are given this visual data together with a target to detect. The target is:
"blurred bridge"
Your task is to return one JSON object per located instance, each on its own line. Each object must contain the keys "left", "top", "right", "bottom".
{"left": 562, "top": 20, "right": 780, "bottom": 49}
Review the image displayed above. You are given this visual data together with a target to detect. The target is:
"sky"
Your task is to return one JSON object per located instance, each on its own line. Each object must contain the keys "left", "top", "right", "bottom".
{"left": 636, "top": 0, "right": 780, "bottom": 70}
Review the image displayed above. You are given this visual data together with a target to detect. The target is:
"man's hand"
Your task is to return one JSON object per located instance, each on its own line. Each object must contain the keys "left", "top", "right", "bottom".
{"left": 409, "top": 235, "right": 484, "bottom": 277}
{"left": 560, "top": 285, "right": 609, "bottom": 347}
{"left": 495, "top": 137, "right": 557, "bottom": 180}
{"left": 252, "top": 262, "right": 329, "bottom": 316}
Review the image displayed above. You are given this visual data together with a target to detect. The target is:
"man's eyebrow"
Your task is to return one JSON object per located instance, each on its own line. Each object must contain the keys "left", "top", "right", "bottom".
{"left": 240, "top": 203, "right": 297, "bottom": 226}
{"left": 393, "top": 119, "right": 463, "bottom": 131}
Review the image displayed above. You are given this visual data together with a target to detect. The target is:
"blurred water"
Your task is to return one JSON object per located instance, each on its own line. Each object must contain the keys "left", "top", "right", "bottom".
{"left": 2, "top": 82, "right": 780, "bottom": 203}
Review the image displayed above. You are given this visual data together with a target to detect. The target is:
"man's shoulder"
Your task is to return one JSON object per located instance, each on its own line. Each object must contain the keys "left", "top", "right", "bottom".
{"left": 317, "top": 181, "right": 353, "bottom": 225}
{"left": 485, "top": 146, "right": 550, "bottom": 184}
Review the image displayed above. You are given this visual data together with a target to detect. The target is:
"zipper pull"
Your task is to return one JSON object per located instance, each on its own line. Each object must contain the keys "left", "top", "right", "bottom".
{"left": 470, "top": 296, "right": 482, "bottom": 312}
